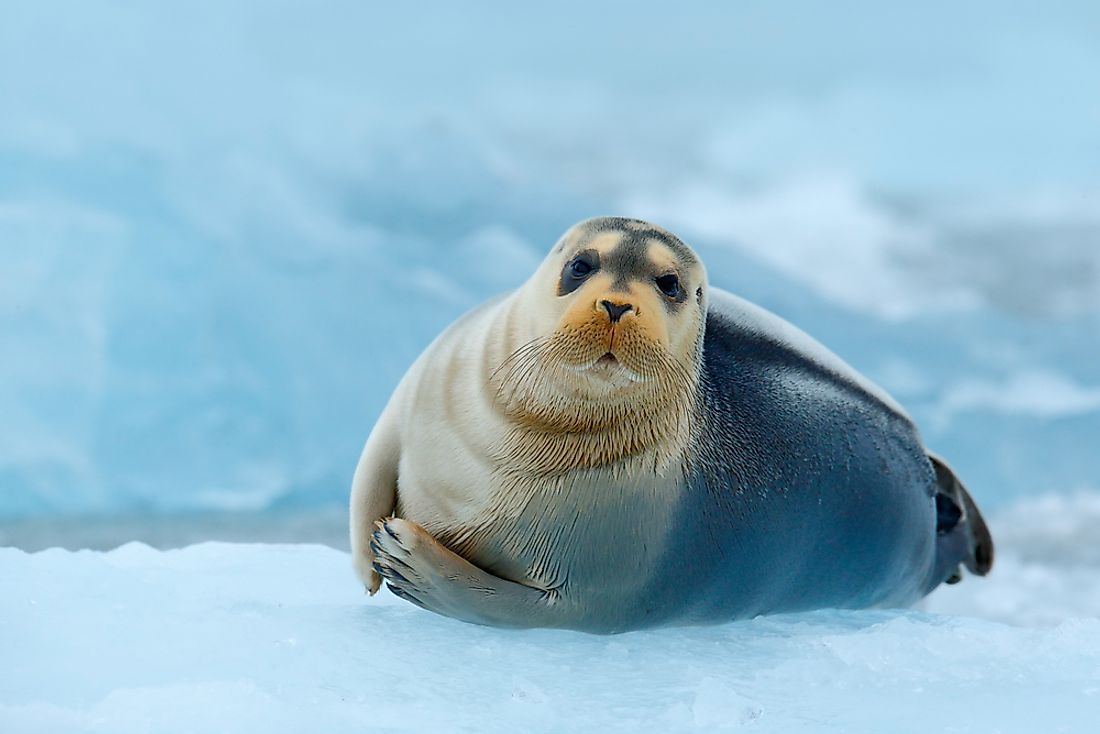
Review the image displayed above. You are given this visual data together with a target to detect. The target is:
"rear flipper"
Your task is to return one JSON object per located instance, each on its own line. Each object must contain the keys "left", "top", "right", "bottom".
{"left": 928, "top": 453, "right": 994, "bottom": 589}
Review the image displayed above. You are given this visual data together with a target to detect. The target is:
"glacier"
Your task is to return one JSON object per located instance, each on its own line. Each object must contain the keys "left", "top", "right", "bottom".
{"left": 2, "top": 1, "right": 1099, "bottom": 525}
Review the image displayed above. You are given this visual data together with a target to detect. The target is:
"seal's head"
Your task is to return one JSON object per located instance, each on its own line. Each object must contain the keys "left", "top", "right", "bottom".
{"left": 494, "top": 217, "right": 708, "bottom": 473}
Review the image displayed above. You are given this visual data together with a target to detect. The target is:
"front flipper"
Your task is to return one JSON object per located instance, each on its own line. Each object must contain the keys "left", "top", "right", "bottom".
{"left": 369, "top": 518, "right": 567, "bottom": 629}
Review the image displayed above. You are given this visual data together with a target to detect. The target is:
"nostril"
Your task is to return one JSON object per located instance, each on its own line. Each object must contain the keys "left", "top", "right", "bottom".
{"left": 601, "top": 300, "right": 634, "bottom": 323}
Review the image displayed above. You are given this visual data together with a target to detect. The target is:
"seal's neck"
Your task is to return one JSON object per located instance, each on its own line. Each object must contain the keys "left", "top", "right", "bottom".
{"left": 503, "top": 399, "right": 696, "bottom": 478}
{"left": 489, "top": 354, "right": 699, "bottom": 477}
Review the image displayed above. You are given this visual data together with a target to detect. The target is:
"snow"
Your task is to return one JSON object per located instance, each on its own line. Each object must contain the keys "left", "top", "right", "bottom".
{"left": 3, "top": 493, "right": 1100, "bottom": 734}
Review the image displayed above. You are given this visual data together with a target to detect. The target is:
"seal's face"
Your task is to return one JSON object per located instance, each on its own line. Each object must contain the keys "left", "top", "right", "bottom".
{"left": 491, "top": 217, "right": 706, "bottom": 472}
{"left": 546, "top": 217, "right": 707, "bottom": 392}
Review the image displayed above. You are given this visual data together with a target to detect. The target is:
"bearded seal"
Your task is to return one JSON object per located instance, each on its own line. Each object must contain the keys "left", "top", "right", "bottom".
{"left": 349, "top": 217, "right": 993, "bottom": 633}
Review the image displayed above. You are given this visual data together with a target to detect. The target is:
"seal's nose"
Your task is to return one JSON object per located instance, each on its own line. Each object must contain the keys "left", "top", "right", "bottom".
{"left": 601, "top": 300, "right": 634, "bottom": 323}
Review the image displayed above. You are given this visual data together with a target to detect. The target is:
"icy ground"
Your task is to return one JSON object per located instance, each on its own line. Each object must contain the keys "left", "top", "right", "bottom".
{"left": 3, "top": 495, "right": 1099, "bottom": 734}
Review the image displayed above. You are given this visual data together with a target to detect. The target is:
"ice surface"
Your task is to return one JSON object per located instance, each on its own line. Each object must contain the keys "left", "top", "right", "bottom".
{"left": 4, "top": 492, "right": 1100, "bottom": 734}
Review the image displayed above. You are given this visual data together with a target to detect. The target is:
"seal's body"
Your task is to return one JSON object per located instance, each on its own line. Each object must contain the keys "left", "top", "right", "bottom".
{"left": 350, "top": 218, "right": 992, "bottom": 633}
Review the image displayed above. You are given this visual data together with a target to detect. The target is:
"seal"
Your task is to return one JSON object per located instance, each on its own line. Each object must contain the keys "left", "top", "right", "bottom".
{"left": 349, "top": 216, "right": 993, "bottom": 633}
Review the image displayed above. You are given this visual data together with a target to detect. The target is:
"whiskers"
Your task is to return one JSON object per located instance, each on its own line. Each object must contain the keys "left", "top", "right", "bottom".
{"left": 489, "top": 335, "right": 556, "bottom": 417}
{"left": 487, "top": 325, "right": 700, "bottom": 475}
{"left": 489, "top": 335, "right": 553, "bottom": 394}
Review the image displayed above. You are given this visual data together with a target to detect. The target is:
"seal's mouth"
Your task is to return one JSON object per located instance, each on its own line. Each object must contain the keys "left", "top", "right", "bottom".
{"left": 582, "top": 351, "right": 643, "bottom": 384}
{"left": 559, "top": 351, "right": 634, "bottom": 383}
{"left": 588, "top": 351, "right": 625, "bottom": 373}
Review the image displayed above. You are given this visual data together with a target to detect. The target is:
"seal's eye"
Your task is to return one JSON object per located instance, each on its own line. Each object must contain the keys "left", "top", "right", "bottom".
{"left": 656, "top": 274, "right": 681, "bottom": 298}
{"left": 558, "top": 252, "right": 600, "bottom": 296}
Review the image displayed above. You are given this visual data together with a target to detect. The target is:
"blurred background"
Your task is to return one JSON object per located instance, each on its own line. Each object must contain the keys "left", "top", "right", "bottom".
{"left": 1, "top": 1, "right": 1098, "bottom": 554}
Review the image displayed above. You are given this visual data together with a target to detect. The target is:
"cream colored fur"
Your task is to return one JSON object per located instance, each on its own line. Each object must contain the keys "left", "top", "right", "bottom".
{"left": 349, "top": 220, "right": 707, "bottom": 595}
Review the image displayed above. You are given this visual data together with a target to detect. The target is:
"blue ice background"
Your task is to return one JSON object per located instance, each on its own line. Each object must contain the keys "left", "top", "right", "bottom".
{"left": 1, "top": 1, "right": 1098, "bottom": 521}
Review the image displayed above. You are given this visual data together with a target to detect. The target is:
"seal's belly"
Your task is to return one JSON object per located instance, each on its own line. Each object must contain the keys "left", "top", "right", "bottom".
{"left": 398, "top": 453, "right": 685, "bottom": 601}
